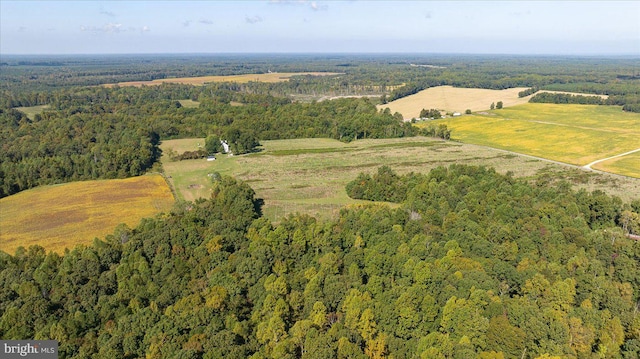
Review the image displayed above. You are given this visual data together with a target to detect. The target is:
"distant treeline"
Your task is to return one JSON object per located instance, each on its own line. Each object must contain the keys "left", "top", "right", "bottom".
{"left": 527, "top": 91, "right": 640, "bottom": 113}
{"left": 3, "top": 54, "right": 639, "bottom": 107}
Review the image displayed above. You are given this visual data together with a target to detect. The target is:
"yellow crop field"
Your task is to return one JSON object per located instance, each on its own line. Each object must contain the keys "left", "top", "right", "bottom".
{"left": 104, "top": 72, "right": 341, "bottom": 87}
{"left": 430, "top": 103, "right": 640, "bottom": 175}
{"left": 378, "top": 86, "right": 532, "bottom": 118}
{"left": 0, "top": 174, "right": 174, "bottom": 255}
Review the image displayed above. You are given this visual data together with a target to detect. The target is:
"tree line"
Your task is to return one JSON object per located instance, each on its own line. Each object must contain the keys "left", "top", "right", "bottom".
{"left": 529, "top": 92, "right": 606, "bottom": 105}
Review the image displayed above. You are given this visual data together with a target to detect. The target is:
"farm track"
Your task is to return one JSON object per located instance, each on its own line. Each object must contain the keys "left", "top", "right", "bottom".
{"left": 460, "top": 140, "right": 636, "bottom": 180}
{"left": 464, "top": 142, "right": 585, "bottom": 170}
{"left": 476, "top": 142, "right": 640, "bottom": 181}
{"left": 584, "top": 148, "right": 640, "bottom": 170}
{"left": 503, "top": 118, "right": 623, "bottom": 133}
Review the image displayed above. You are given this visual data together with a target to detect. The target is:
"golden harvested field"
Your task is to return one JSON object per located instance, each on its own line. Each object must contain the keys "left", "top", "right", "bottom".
{"left": 378, "top": 86, "right": 531, "bottom": 118}
{"left": 377, "top": 86, "right": 610, "bottom": 119}
{"left": 0, "top": 174, "right": 174, "bottom": 255}
{"left": 104, "top": 72, "right": 341, "bottom": 87}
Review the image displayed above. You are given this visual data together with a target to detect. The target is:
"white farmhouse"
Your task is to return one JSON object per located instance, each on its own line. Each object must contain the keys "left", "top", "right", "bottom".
{"left": 221, "top": 140, "right": 230, "bottom": 153}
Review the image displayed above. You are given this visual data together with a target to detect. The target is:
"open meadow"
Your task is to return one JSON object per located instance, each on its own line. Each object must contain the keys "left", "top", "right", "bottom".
{"left": 0, "top": 174, "right": 174, "bottom": 255}
{"left": 430, "top": 103, "right": 640, "bottom": 173}
{"left": 105, "top": 72, "right": 340, "bottom": 87}
{"left": 161, "top": 136, "right": 640, "bottom": 222}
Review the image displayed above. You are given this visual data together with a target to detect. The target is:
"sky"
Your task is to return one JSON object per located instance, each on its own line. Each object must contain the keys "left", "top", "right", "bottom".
{"left": 1, "top": 0, "right": 639, "bottom": 56}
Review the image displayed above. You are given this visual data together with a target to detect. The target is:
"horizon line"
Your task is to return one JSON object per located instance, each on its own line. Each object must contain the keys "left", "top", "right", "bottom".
{"left": 2, "top": 51, "right": 639, "bottom": 58}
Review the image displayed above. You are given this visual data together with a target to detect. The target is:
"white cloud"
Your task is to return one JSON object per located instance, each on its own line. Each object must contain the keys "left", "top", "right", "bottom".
{"left": 269, "top": 0, "right": 327, "bottom": 11}
{"left": 245, "top": 15, "right": 263, "bottom": 24}
{"left": 310, "top": 2, "right": 328, "bottom": 11}
{"left": 80, "top": 23, "right": 124, "bottom": 33}
{"left": 199, "top": 19, "right": 214, "bottom": 25}
{"left": 509, "top": 10, "right": 532, "bottom": 17}
{"left": 183, "top": 20, "right": 192, "bottom": 27}
{"left": 99, "top": 9, "right": 116, "bottom": 17}
{"left": 104, "top": 23, "right": 123, "bottom": 33}
{"left": 141, "top": 26, "right": 150, "bottom": 33}
{"left": 269, "top": 0, "right": 307, "bottom": 4}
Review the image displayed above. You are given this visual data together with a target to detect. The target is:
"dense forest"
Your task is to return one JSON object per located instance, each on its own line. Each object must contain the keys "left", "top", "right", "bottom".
{"left": 2, "top": 166, "right": 640, "bottom": 358}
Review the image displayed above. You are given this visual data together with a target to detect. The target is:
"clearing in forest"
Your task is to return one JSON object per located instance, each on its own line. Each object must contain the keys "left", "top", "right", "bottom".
{"left": 0, "top": 174, "right": 174, "bottom": 255}
{"left": 161, "top": 136, "right": 640, "bottom": 223}
{"left": 104, "top": 72, "right": 341, "bottom": 87}
{"left": 15, "top": 105, "right": 50, "bottom": 120}
{"left": 178, "top": 99, "right": 200, "bottom": 108}
{"left": 431, "top": 103, "right": 640, "bottom": 175}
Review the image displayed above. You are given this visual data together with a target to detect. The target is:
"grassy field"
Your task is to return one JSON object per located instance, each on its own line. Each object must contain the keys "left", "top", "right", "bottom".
{"left": 430, "top": 103, "right": 640, "bottom": 171}
{"left": 15, "top": 105, "right": 50, "bottom": 120}
{"left": 161, "top": 137, "right": 640, "bottom": 223}
{"left": 105, "top": 72, "right": 340, "bottom": 87}
{"left": 378, "top": 86, "right": 532, "bottom": 118}
{"left": 0, "top": 174, "right": 174, "bottom": 255}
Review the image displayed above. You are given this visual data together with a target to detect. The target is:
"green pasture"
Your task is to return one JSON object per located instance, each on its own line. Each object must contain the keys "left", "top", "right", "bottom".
{"left": 432, "top": 103, "right": 640, "bottom": 171}
{"left": 161, "top": 136, "right": 640, "bottom": 222}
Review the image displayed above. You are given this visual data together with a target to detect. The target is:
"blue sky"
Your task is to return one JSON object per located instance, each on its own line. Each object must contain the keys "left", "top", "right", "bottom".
{"left": 1, "top": 0, "right": 638, "bottom": 55}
